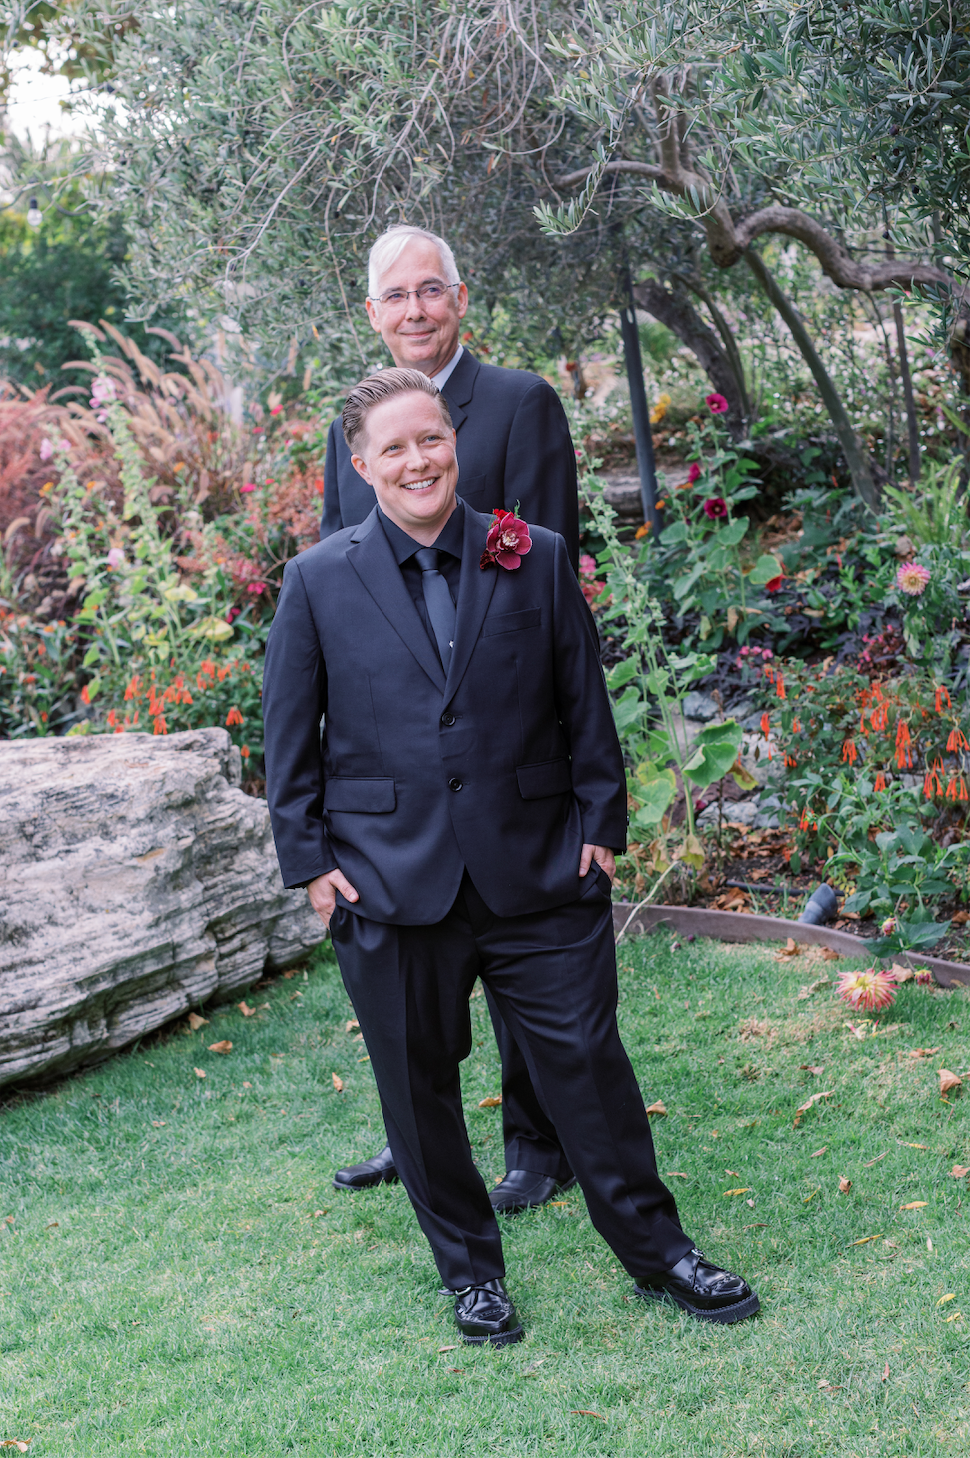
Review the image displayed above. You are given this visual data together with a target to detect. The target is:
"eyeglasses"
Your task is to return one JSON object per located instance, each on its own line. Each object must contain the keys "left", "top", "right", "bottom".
{"left": 369, "top": 281, "right": 461, "bottom": 309}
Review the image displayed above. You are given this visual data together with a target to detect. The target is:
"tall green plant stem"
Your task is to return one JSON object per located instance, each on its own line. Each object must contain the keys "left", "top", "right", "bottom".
{"left": 743, "top": 248, "right": 879, "bottom": 512}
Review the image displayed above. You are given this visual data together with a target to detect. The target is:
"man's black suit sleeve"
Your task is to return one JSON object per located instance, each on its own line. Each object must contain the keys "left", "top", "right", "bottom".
{"left": 503, "top": 381, "right": 580, "bottom": 573}
{"left": 320, "top": 419, "right": 344, "bottom": 540}
{"left": 262, "top": 560, "right": 335, "bottom": 888}
{"left": 549, "top": 535, "right": 628, "bottom": 852}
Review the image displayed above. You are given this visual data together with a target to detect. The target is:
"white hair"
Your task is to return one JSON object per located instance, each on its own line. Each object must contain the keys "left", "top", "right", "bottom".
{"left": 367, "top": 224, "right": 460, "bottom": 299}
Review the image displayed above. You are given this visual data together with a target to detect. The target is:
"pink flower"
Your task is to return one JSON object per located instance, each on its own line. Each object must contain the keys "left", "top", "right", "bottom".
{"left": 581, "top": 579, "right": 605, "bottom": 606}
{"left": 837, "top": 967, "right": 897, "bottom": 1012}
{"left": 915, "top": 968, "right": 934, "bottom": 986}
{"left": 240, "top": 482, "right": 257, "bottom": 493}
{"left": 39, "top": 437, "right": 54, "bottom": 461}
{"left": 579, "top": 553, "right": 598, "bottom": 578}
{"left": 480, "top": 508, "right": 532, "bottom": 571}
{"left": 106, "top": 547, "right": 125, "bottom": 570}
{"left": 880, "top": 917, "right": 897, "bottom": 937}
{"left": 702, "top": 497, "right": 728, "bottom": 520}
{"left": 896, "top": 561, "right": 930, "bottom": 596}
{"left": 705, "top": 393, "right": 729, "bottom": 414}
{"left": 270, "top": 404, "right": 284, "bottom": 416}
{"left": 246, "top": 582, "right": 265, "bottom": 594}
{"left": 688, "top": 462, "right": 701, "bottom": 482}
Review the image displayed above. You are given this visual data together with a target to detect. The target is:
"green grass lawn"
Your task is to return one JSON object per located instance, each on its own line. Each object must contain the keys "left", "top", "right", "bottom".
{"left": 2, "top": 932, "right": 969, "bottom": 1456}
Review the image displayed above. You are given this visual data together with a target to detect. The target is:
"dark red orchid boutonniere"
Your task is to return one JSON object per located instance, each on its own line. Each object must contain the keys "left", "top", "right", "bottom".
{"left": 480, "top": 507, "right": 532, "bottom": 571}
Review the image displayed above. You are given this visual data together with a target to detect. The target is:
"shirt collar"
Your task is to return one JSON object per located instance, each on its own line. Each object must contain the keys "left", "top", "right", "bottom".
{"left": 377, "top": 498, "right": 465, "bottom": 566}
{"left": 431, "top": 343, "right": 463, "bottom": 391}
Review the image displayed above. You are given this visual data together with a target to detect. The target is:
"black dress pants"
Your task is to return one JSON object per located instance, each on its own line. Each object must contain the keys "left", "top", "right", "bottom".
{"left": 482, "top": 983, "right": 572, "bottom": 1180}
{"left": 330, "top": 869, "right": 693, "bottom": 1291}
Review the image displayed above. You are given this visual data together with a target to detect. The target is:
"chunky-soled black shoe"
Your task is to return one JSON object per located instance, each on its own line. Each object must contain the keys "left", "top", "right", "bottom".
{"left": 332, "top": 1144, "right": 398, "bottom": 1191}
{"left": 453, "top": 1278, "right": 525, "bottom": 1346}
{"left": 635, "top": 1248, "right": 760, "bottom": 1324}
{"left": 489, "top": 1169, "right": 578, "bottom": 1214}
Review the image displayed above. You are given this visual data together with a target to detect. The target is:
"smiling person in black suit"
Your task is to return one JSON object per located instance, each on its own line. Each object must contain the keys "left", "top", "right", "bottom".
{"left": 321, "top": 223, "right": 578, "bottom": 1213}
{"left": 264, "top": 369, "right": 759, "bottom": 1344}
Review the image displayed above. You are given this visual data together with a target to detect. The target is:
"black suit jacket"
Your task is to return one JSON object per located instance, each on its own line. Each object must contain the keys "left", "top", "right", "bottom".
{"left": 319, "top": 351, "right": 580, "bottom": 571}
{"left": 263, "top": 503, "right": 625, "bottom": 924}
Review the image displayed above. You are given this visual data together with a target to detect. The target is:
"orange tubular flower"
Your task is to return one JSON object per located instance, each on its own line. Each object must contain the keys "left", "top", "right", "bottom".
{"left": 936, "top": 686, "right": 952, "bottom": 712}
{"left": 776, "top": 673, "right": 786, "bottom": 701}
{"left": 859, "top": 712, "right": 869, "bottom": 737}
{"left": 792, "top": 717, "right": 801, "bottom": 733}
{"left": 760, "top": 712, "right": 770, "bottom": 738}
{"left": 226, "top": 706, "right": 245, "bottom": 727}
{"left": 152, "top": 714, "right": 168, "bottom": 736}
{"left": 874, "top": 772, "right": 887, "bottom": 792}
{"left": 947, "top": 727, "right": 969, "bottom": 753}
{"left": 763, "top": 664, "right": 775, "bottom": 684}
{"left": 841, "top": 739, "right": 858, "bottom": 766}
{"left": 924, "top": 763, "right": 943, "bottom": 798}
{"left": 785, "top": 754, "right": 798, "bottom": 768}
{"left": 895, "top": 720, "right": 913, "bottom": 769}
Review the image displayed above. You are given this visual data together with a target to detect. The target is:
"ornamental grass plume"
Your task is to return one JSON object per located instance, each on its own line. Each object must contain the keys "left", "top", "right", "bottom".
{"left": 837, "top": 966, "right": 897, "bottom": 1013}
{"left": 896, "top": 561, "right": 931, "bottom": 596}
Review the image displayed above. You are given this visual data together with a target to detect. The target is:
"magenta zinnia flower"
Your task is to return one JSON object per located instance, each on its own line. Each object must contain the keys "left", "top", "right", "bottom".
{"left": 688, "top": 462, "right": 701, "bottom": 482}
{"left": 837, "top": 966, "right": 897, "bottom": 1012}
{"left": 705, "top": 393, "right": 729, "bottom": 414}
{"left": 896, "top": 561, "right": 930, "bottom": 596}
{"left": 703, "top": 497, "right": 728, "bottom": 520}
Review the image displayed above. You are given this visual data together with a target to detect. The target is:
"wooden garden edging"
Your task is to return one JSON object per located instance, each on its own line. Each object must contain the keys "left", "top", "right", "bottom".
{"left": 611, "top": 903, "right": 970, "bottom": 989}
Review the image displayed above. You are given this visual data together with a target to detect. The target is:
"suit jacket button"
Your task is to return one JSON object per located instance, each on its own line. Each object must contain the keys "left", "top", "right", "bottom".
{"left": 448, "top": 777, "right": 463, "bottom": 792}
{"left": 440, "top": 712, "right": 456, "bottom": 727}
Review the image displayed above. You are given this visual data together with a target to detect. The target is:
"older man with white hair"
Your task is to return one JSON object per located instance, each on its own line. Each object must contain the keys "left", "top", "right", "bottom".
{"left": 320, "top": 224, "right": 579, "bottom": 567}
{"left": 321, "top": 223, "right": 580, "bottom": 1213}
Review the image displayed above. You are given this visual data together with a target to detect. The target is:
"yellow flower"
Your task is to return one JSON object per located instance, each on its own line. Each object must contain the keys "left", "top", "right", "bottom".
{"left": 650, "top": 392, "right": 672, "bottom": 426}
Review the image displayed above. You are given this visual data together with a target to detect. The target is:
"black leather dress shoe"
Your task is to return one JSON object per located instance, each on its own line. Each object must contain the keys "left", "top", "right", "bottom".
{"left": 453, "top": 1278, "right": 524, "bottom": 1346}
{"left": 635, "top": 1248, "right": 760, "bottom": 1324}
{"left": 332, "top": 1144, "right": 398, "bottom": 1191}
{"left": 489, "top": 1169, "right": 577, "bottom": 1214}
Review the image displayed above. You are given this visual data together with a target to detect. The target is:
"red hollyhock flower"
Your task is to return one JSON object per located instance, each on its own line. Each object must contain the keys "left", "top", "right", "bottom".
{"left": 705, "top": 393, "right": 729, "bottom": 414}
{"left": 480, "top": 508, "right": 533, "bottom": 571}
{"left": 688, "top": 462, "right": 701, "bottom": 482}
{"left": 702, "top": 497, "right": 728, "bottom": 520}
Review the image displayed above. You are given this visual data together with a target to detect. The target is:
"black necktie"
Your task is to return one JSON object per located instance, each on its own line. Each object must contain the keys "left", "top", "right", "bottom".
{"left": 414, "top": 548, "right": 456, "bottom": 672}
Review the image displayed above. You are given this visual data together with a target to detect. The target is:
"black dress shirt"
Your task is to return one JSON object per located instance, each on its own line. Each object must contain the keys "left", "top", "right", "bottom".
{"left": 377, "top": 502, "right": 464, "bottom": 659}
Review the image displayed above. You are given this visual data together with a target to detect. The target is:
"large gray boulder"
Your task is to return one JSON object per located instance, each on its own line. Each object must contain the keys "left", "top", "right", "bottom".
{"left": 0, "top": 728, "right": 326, "bottom": 1088}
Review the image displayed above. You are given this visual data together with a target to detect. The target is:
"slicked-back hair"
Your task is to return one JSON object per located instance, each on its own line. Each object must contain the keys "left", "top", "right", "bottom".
{"left": 367, "top": 224, "right": 460, "bottom": 299}
{"left": 341, "top": 368, "right": 454, "bottom": 454}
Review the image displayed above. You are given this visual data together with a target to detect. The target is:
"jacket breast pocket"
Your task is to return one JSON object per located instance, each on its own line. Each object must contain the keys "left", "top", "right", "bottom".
{"left": 516, "top": 758, "right": 572, "bottom": 800}
{"left": 483, "top": 608, "right": 542, "bottom": 637}
{"left": 324, "top": 777, "right": 397, "bottom": 813}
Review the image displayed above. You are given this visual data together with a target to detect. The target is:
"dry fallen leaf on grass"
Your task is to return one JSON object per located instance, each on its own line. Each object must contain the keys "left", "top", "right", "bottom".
{"left": 726, "top": 1169, "right": 741, "bottom": 1177}
{"left": 438, "top": 1345, "right": 458, "bottom": 1353}
{"left": 821, "top": 947, "right": 841, "bottom": 962}
{"left": 666, "top": 1172, "right": 688, "bottom": 1179}
{"left": 863, "top": 1152, "right": 887, "bottom": 1167}
{"left": 898, "top": 1141, "right": 929, "bottom": 1149}
{"left": 151, "top": 1120, "right": 165, "bottom": 1128}
{"left": 945, "top": 1311, "right": 963, "bottom": 1322}
{"left": 951, "top": 1165, "right": 970, "bottom": 1178}
{"left": 900, "top": 1201, "right": 928, "bottom": 1210}
{"left": 645, "top": 1100, "right": 668, "bottom": 1117}
{"left": 208, "top": 1040, "right": 232, "bottom": 1054}
{"left": 723, "top": 1187, "right": 751, "bottom": 1197}
{"left": 793, "top": 1090, "right": 834, "bottom": 1126}
{"left": 238, "top": 1002, "right": 255, "bottom": 1017}
{"left": 331, "top": 1073, "right": 344, "bottom": 1092}
{"left": 838, "top": 1176, "right": 852, "bottom": 1194}
{"left": 478, "top": 1095, "right": 502, "bottom": 1108}
{"left": 817, "top": 1379, "right": 841, "bottom": 1391}
{"left": 800, "top": 1064, "right": 825, "bottom": 1076}
{"left": 951, "top": 910, "right": 969, "bottom": 925}
{"left": 937, "top": 1294, "right": 956, "bottom": 1306}
{"left": 187, "top": 1013, "right": 208, "bottom": 1031}
{"left": 881, "top": 1362, "right": 889, "bottom": 1382}
{"left": 346, "top": 1019, "right": 360, "bottom": 1033}
{"left": 1, "top": 1442, "right": 30, "bottom": 1452}
{"left": 908, "top": 1047, "right": 942, "bottom": 1058}
{"left": 810, "top": 1146, "right": 828, "bottom": 1158}
{"left": 889, "top": 963, "right": 915, "bottom": 984}
{"left": 194, "top": 1068, "right": 206, "bottom": 1079}
{"left": 570, "top": 1411, "right": 606, "bottom": 1421}
{"left": 939, "top": 1068, "right": 963, "bottom": 1095}
{"left": 775, "top": 938, "right": 801, "bottom": 961}
{"left": 847, "top": 1234, "right": 882, "bottom": 1247}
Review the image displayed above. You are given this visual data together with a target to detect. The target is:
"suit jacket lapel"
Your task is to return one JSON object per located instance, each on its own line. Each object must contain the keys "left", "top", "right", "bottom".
{"left": 347, "top": 511, "right": 447, "bottom": 693}
{"left": 444, "top": 505, "right": 497, "bottom": 705}
{"left": 441, "top": 351, "right": 480, "bottom": 434}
